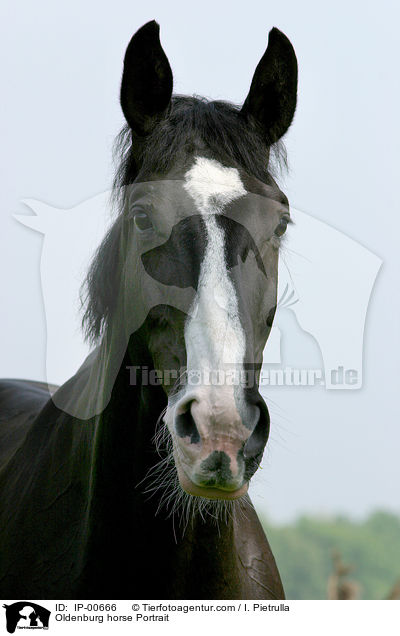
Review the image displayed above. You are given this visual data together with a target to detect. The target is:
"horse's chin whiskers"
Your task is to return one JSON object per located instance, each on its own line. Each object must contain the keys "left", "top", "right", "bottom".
{"left": 138, "top": 419, "right": 248, "bottom": 532}
{"left": 153, "top": 405, "right": 169, "bottom": 456}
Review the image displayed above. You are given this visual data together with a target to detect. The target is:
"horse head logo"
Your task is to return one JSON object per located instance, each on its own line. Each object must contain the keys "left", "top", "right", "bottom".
{"left": 15, "top": 196, "right": 381, "bottom": 391}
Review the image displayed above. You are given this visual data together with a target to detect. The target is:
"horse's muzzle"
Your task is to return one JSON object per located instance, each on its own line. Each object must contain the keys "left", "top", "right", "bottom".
{"left": 166, "top": 387, "right": 270, "bottom": 498}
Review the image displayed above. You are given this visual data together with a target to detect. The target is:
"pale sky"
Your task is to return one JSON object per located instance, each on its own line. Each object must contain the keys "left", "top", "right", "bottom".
{"left": 0, "top": 0, "right": 399, "bottom": 522}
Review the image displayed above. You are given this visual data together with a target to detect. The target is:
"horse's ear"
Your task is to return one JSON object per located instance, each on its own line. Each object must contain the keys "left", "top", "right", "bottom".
{"left": 120, "top": 21, "right": 173, "bottom": 135}
{"left": 241, "top": 28, "right": 298, "bottom": 144}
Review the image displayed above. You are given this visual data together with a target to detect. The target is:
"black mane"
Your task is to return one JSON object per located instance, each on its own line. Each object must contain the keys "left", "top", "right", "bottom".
{"left": 82, "top": 95, "right": 287, "bottom": 343}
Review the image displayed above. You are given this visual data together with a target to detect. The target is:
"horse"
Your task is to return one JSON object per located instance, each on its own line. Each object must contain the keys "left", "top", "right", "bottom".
{"left": 0, "top": 20, "right": 297, "bottom": 599}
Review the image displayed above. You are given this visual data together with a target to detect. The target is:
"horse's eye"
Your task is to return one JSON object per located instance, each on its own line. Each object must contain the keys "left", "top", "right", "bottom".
{"left": 274, "top": 216, "right": 290, "bottom": 237}
{"left": 134, "top": 211, "right": 153, "bottom": 233}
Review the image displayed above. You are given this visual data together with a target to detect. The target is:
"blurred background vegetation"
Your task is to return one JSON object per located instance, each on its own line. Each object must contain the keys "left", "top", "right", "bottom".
{"left": 261, "top": 511, "right": 400, "bottom": 599}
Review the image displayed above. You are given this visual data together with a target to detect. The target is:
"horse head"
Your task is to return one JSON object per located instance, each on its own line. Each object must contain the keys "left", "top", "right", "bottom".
{"left": 83, "top": 21, "right": 297, "bottom": 502}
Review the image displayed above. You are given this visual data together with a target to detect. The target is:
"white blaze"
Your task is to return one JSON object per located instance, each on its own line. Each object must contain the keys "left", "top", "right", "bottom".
{"left": 183, "top": 157, "right": 247, "bottom": 382}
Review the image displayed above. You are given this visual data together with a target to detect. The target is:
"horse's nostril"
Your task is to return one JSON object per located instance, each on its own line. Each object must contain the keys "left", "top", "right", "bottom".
{"left": 243, "top": 403, "right": 270, "bottom": 460}
{"left": 175, "top": 402, "right": 200, "bottom": 444}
